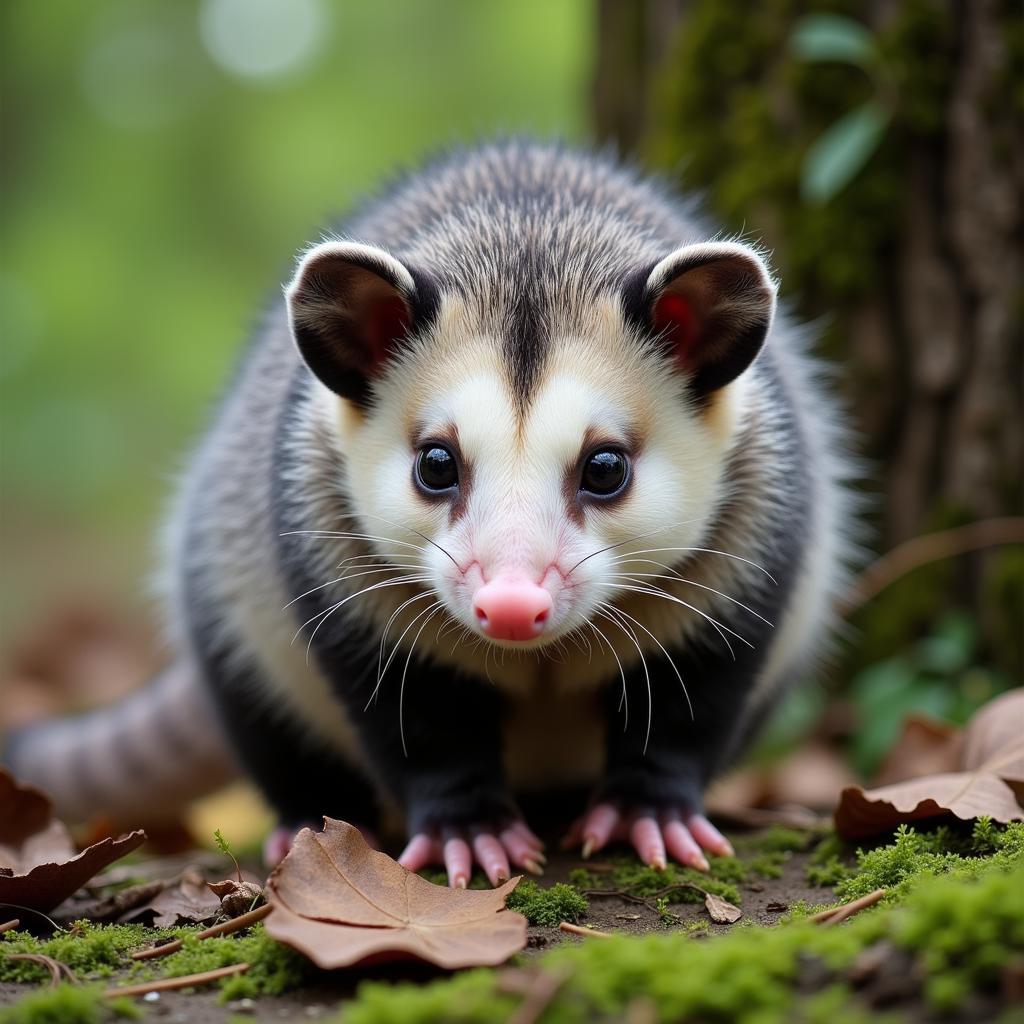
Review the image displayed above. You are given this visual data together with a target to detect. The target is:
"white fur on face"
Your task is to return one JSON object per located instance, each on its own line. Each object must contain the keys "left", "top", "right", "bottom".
{"left": 339, "top": 297, "right": 743, "bottom": 664}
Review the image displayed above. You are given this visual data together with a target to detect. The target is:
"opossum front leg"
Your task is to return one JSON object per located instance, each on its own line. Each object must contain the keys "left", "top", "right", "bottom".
{"left": 566, "top": 639, "right": 763, "bottom": 870}
{"left": 318, "top": 647, "right": 542, "bottom": 887}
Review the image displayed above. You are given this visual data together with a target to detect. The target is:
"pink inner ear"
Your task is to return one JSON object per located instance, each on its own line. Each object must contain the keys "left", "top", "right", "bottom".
{"left": 653, "top": 293, "right": 700, "bottom": 364}
{"left": 365, "top": 295, "right": 411, "bottom": 368}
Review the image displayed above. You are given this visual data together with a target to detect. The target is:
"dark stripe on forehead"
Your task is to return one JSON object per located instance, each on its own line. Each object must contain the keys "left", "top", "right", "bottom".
{"left": 503, "top": 257, "right": 550, "bottom": 411}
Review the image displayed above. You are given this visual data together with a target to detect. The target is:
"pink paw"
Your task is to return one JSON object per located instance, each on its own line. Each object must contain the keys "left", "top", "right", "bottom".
{"left": 563, "top": 803, "right": 733, "bottom": 872}
{"left": 397, "top": 819, "right": 546, "bottom": 888}
{"left": 263, "top": 821, "right": 378, "bottom": 868}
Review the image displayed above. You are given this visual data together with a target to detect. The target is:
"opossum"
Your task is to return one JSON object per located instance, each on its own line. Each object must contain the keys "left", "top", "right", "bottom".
{"left": 5, "top": 141, "right": 853, "bottom": 887}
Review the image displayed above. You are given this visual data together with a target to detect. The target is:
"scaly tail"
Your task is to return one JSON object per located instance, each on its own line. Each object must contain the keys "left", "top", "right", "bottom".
{"left": 2, "top": 660, "right": 239, "bottom": 825}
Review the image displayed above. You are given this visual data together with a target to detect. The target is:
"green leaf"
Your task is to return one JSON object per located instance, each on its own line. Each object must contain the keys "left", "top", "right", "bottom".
{"left": 801, "top": 102, "right": 890, "bottom": 204}
{"left": 791, "top": 14, "right": 878, "bottom": 67}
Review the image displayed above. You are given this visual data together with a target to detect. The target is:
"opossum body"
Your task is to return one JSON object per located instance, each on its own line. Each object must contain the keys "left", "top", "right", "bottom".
{"left": 9, "top": 142, "right": 853, "bottom": 885}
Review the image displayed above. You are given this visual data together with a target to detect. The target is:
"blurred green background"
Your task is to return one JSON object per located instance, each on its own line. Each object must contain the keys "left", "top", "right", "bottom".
{"left": 0, "top": 0, "right": 590, "bottom": 645}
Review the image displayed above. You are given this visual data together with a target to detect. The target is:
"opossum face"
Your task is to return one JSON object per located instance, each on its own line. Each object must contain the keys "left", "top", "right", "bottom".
{"left": 288, "top": 240, "right": 775, "bottom": 652}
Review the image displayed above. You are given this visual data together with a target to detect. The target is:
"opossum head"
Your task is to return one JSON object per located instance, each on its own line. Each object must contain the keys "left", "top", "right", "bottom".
{"left": 287, "top": 238, "right": 775, "bottom": 651}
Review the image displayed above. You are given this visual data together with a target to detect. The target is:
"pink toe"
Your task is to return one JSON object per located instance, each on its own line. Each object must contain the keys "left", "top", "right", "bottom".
{"left": 443, "top": 833, "right": 473, "bottom": 888}
{"left": 398, "top": 833, "right": 437, "bottom": 873}
{"left": 663, "top": 818, "right": 709, "bottom": 872}
{"left": 630, "top": 815, "right": 666, "bottom": 870}
{"left": 263, "top": 826, "right": 297, "bottom": 868}
{"left": 472, "top": 832, "right": 511, "bottom": 886}
{"left": 508, "top": 820, "right": 545, "bottom": 852}
{"left": 581, "top": 803, "right": 620, "bottom": 856}
{"left": 686, "top": 814, "right": 734, "bottom": 857}
{"left": 499, "top": 827, "right": 544, "bottom": 873}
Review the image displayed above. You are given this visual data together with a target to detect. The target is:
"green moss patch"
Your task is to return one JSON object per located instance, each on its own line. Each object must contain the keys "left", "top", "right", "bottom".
{"left": 344, "top": 853, "right": 1024, "bottom": 1022}
{"left": 0, "top": 984, "right": 140, "bottom": 1024}
{"left": 504, "top": 880, "right": 588, "bottom": 927}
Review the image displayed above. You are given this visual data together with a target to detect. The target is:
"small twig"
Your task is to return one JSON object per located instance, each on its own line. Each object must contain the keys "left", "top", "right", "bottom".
{"left": 559, "top": 921, "right": 612, "bottom": 939}
{"left": 503, "top": 967, "right": 571, "bottom": 1024}
{"left": 840, "top": 517, "right": 1024, "bottom": 616}
{"left": 0, "top": 919, "right": 20, "bottom": 933}
{"left": 104, "top": 962, "right": 249, "bottom": 998}
{"left": 5, "top": 953, "right": 77, "bottom": 987}
{"left": 130, "top": 902, "right": 272, "bottom": 960}
{"left": 810, "top": 888, "right": 886, "bottom": 925}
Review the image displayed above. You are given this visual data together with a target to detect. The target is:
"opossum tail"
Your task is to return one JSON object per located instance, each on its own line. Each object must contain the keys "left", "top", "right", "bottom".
{"left": 3, "top": 660, "right": 239, "bottom": 825}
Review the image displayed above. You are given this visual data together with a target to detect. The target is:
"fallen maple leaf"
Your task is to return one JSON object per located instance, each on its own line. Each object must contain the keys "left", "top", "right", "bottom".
{"left": 0, "top": 767, "right": 146, "bottom": 913}
{"left": 835, "top": 688, "right": 1024, "bottom": 839}
{"left": 265, "top": 818, "right": 527, "bottom": 969}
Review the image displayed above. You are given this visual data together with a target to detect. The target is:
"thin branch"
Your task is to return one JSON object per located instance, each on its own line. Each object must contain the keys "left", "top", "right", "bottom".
{"left": 810, "top": 888, "right": 886, "bottom": 925}
{"left": 4, "top": 953, "right": 77, "bottom": 987}
{"left": 130, "top": 902, "right": 272, "bottom": 960}
{"left": 0, "top": 919, "right": 20, "bottom": 933}
{"left": 559, "top": 921, "right": 612, "bottom": 939}
{"left": 840, "top": 517, "right": 1024, "bottom": 615}
{"left": 104, "top": 962, "right": 249, "bottom": 998}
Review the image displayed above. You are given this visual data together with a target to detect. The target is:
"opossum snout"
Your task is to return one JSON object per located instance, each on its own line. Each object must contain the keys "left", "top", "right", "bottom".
{"left": 472, "top": 578, "right": 553, "bottom": 641}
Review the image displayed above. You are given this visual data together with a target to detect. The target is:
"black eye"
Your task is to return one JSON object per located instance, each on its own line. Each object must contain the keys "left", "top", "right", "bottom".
{"left": 416, "top": 445, "right": 459, "bottom": 492}
{"left": 580, "top": 449, "right": 629, "bottom": 498}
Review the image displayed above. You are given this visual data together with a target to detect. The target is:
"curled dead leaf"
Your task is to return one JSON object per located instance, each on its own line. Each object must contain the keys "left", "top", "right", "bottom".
{"left": 0, "top": 766, "right": 147, "bottom": 913}
{"left": 265, "top": 818, "right": 527, "bottom": 969}
{"left": 835, "top": 688, "right": 1024, "bottom": 839}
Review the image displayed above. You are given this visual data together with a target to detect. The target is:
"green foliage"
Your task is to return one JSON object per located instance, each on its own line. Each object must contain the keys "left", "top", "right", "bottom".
{"left": 0, "top": 985, "right": 140, "bottom": 1024}
{"left": 504, "top": 880, "right": 588, "bottom": 928}
{"left": 790, "top": 14, "right": 878, "bottom": 67}
{"left": 846, "top": 611, "right": 1014, "bottom": 776}
{"left": 836, "top": 820, "right": 1024, "bottom": 902}
{"left": 212, "top": 828, "right": 242, "bottom": 881}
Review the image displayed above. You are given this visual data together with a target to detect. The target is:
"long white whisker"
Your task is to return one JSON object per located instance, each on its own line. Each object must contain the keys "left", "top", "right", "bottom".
{"left": 607, "top": 582, "right": 747, "bottom": 658}
{"left": 598, "top": 607, "right": 651, "bottom": 754}
{"left": 285, "top": 565, "right": 428, "bottom": 609}
{"left": 610, "top": 546, "right": 776, "bottom": 583}
{"left": 280, "top": 529, "right": 429, "bottom": 554}
{"left": 367, "top": 596, "right": 440, "bottom": 710}
{"left": 603, "top": 602, "right": 693, "bottom": 722}
{"left": 399, "top": 602, "right": 445, "bottom": 756}
{"left": 374, "top": 590, "right": 437, "bottom": 700}
{"left": 609, "top": 567, "right": 773, "bottom": 627}
{"left": 357, "top": 511, "right": 460, "bottom": 569}
{"left": 567, "top": 520, "right": 702, "bottom": 575}
{"left": 295, "top": 576, "right": 429, "bottom": 659}
{"left": 587, "top": 620, "right": 627, "bottom": 732}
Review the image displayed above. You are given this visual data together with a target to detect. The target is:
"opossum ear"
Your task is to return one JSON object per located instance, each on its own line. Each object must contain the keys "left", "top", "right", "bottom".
{"left": 639, "top": 241, "right": 776, "bottom": 395}
{"left": 286, "top": 241, "right": 422, "bottom": 407}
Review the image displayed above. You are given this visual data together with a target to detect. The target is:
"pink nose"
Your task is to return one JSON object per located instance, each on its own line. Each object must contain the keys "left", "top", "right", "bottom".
{"left": 473, "top": 580, "right": 552, "bottom": 641}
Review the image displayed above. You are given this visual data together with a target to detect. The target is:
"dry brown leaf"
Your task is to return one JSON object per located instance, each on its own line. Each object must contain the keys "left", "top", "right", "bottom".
{"left": 704, "top": 892, "right": 742, "bottom": 924}
{"left": 0, "top": 766, "right": 146, "bottom": 913}
{"left": 131, "top": 870, "right": 223, "bottom": 927}
{"left": 872, "top": 716, "right": 964, "bottom": 788}
{"left": 835, "top": 688, "right": 1024, "bottom": 839}
{"left": 265, "top": 818, "right": 527, "bottom": 969}
{"left": 962, "top": 689, "right": 1024, "bottom": 798}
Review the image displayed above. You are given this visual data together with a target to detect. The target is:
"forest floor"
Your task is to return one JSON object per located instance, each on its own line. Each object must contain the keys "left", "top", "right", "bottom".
{"left": 0, "top": 831, "right": 834, "bottom": 1023}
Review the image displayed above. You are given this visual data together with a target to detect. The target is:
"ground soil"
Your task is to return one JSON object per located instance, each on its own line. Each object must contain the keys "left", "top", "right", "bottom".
{"left": 0, "top": 836, "right": 833, "bottom": 1022}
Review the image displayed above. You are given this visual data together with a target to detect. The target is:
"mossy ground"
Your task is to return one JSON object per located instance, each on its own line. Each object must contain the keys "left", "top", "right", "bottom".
{"left": 2, "top": 823, "right": 1021, "bottom": 1023}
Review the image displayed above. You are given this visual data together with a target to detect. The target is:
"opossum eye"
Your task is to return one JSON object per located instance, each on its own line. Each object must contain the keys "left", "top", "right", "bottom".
{"left": 580, "top": 449, "right": 629, "bottom": 498}
{"left": 415, "top": 445, "right": 459, "bottom": 493}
